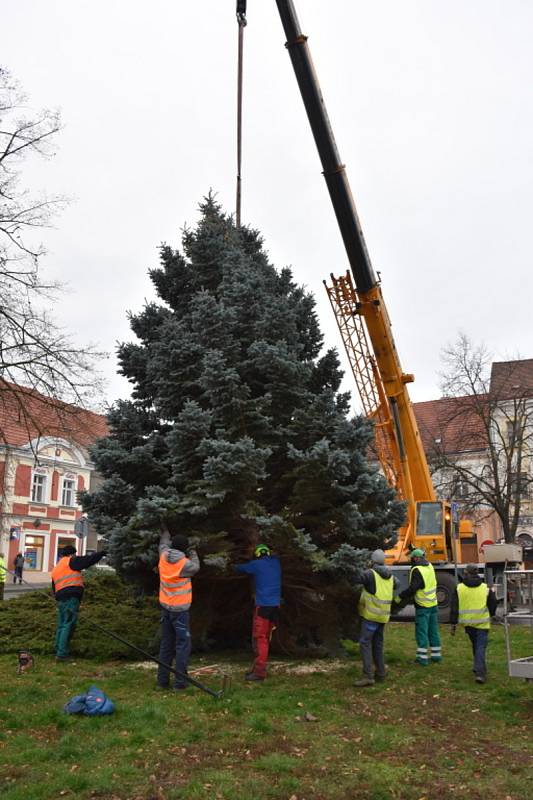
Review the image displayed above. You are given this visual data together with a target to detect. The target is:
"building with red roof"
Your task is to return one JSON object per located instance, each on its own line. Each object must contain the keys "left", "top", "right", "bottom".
{"left": 0, "top": 384, "right": 108, "bottom": 580}
{"left": 411, "top": 358, "right": 533, "bottom": 557}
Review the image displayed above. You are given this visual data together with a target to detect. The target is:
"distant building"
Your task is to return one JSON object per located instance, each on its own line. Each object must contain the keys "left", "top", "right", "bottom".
{"left": 412, "top": 358, "right": 533, "bottom": 560}
{"left": 0, "top": 385, "right": 107, "bottom": 580}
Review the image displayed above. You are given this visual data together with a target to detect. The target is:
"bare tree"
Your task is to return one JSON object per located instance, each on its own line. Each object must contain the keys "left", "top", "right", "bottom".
{"left": 0, "top": 66, "right": 104, "bottom": 434}
{"left": 427, "top": 333, "right": 533, "bottom": 543}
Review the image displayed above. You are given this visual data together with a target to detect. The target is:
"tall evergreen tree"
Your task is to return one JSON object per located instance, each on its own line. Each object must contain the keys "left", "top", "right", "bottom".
{"left": 83, "top": 197, "right": 404, "bottom": 650}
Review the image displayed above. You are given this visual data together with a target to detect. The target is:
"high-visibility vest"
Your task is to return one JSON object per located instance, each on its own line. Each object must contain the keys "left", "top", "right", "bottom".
{"left": 410, "top": 564, "right": 438, "bottom": 608}
{"left": 51, "top": 556, "right": 83, "bottom": 592}
{"left": 0, "top": 556, "right": 6, "bottom": 583}
{"left": 159, "top": 555, "right": 192, "bottom": 608}
{"left": 359, "top": 570, "right": 394, "bottom": 624}
{"left": 457, "top": 582, "right": 491, "bottom": 629}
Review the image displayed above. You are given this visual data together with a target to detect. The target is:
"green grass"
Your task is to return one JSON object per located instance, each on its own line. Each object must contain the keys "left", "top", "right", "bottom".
{"left": 0, "top": 623, "right": 532, "bottom": 799}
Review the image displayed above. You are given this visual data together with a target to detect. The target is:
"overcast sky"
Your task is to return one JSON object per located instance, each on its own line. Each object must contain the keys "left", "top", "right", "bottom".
{"left": 4, "top": 0, "right": 533, "bottom": 412}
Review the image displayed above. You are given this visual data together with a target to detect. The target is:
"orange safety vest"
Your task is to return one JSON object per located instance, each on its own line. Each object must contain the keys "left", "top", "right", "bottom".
{"left": 158, "top": 555, "right": 192, "bottom": 608}
{"left": 51, "top": 556, "right": 84, "bottom": 592}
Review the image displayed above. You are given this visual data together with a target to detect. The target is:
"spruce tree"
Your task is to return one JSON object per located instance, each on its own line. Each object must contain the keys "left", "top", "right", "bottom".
{"left": 83, "top": 197, "right": 405, "bottom": 650}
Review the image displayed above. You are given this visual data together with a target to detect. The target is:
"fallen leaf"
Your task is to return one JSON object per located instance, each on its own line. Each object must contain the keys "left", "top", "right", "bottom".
{"left": 304, "top": 711, "right": 318, "bottom": 722}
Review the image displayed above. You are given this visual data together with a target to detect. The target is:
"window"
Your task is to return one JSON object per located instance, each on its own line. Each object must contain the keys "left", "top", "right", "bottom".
{"left": 31, "top": 473, "right": 47, "bottom": 503}
{"left": 455, "top": 479, "right": 469, "bottom": 499}
{"left": 62, "top": 478, "right": 76, "bottom": 507}
{"left": 506, "top": 420, "right": 516, "bottom": 447}
{"left": 510, "top": 472, "right": 529, "bottom": 499}
{"left": 56, "top": 536, "right": 77, "bottom": 562}
{"left": 24, "top": 535, "right": 45, "bottom": 570}
{"left": 416, "top": 502, "right": 443, "bottom": 535}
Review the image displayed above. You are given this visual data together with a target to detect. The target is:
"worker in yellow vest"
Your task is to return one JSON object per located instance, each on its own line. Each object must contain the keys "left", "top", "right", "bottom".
{"left": 354, "top": 549, "right": 400, "bottom": 687}
{"left": 399, "top": 548, "right": 441, "bottom": 665}
{"left": 157, "top": 528, "right": 199, "bottom": 691}
{"left": 0, "top": 552, "right": 6, "bottom": 601}
{"left": 450, "top": 564, "right": 497, "bottom": 684}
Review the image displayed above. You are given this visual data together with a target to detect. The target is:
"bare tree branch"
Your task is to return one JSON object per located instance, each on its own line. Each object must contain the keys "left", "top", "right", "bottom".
{"left": 0, "top": 66, "right": 106, "bottom": 445}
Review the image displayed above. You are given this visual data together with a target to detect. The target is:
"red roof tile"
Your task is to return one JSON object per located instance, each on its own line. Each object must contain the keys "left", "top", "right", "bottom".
{"left": 413, "top": 395, "right": 489, "bottom": 456}
{"left": 490, "top": 359, "right": 533, "bottom": 399}
{"left": 0, "top": 382, "right": 108, "bottom": 449}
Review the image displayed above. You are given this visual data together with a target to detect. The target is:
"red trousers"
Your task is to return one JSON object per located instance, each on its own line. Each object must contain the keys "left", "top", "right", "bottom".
{"left": 252, "top": 609, "right": 276, "bottom": 678}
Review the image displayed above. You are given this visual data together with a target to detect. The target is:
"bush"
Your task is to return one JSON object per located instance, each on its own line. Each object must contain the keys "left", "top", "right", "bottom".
{"left": 0, "top": 572, "right": 161, "bottom": 659}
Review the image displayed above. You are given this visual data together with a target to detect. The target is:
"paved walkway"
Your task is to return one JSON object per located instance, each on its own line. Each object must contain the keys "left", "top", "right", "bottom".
{"left": 3, "top": 581, "right": 49, "bottom": 600}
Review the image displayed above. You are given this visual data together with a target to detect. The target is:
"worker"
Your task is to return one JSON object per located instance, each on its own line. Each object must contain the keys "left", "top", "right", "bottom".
{"left": 156, "top": 529, "right": 199, "bottom": 691}
{"left": 235, "top": 544, "right": 281, "bottom": 682}
{"left": 51, "top": 545, "right": 107, "bottom": 661}
{"left": 354, "top": 549, "right": 401, "bottom": 687}
{"left": 399, "top": 548, "right": 442, "bottom": 665}
{"left": 0, "top": 552, "right": 6, "bottom": 601}
{"left": 450, "top": 564, "right": 497, "bottom": 684}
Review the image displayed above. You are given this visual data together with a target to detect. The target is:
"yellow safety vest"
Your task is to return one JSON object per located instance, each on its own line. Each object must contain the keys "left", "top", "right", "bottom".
{"left": 359, "top": 570, "right": 394, "bottom": 624}
{"left": 0, "top": 556, "right": 6, "bottom": 584}
{"left": 410, "top": 564, "right": 438, "bottom": 608}
{"left": 457, "top": 582, "right": 490, "bottom": 630}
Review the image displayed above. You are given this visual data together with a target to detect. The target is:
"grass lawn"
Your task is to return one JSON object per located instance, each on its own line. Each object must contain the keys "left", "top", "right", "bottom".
{"left": 0, "top": 623, "right": 531, "bottom": 800}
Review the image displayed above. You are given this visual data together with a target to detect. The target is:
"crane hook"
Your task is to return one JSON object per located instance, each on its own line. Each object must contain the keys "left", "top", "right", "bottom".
{"left": 237, "top": 0, "right": 247, "bottom": 27}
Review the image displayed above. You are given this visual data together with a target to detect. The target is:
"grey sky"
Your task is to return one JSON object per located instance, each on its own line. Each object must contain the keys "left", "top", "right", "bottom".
{"left": 4, "top": 0, "right": 533, "bottom": 410}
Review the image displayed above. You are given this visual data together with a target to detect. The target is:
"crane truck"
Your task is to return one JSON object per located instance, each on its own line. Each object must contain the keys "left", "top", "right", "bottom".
{"left": 269, "top": 0, "right": 518, "bottom": 615}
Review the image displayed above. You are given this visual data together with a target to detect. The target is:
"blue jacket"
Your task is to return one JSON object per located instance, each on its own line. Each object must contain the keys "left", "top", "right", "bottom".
{"left": 235, "top": 556, "right": 281, "bottom": 607}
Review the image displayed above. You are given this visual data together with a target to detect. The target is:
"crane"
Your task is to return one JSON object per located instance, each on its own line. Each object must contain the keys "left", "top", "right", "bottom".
{"left": 228, "top": 0, "right": 517, "bottom": 612}
{"left": 270, "top": 0, "right": 473, "bottom": 569}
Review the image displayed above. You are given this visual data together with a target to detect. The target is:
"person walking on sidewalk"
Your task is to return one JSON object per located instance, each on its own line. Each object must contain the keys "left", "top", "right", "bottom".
{"left": 156, "top": 529, "right": 199, "bottom": 691}
{"left": 354, "top": 549, "right": 400, "bottom": 687}
{"left": 51, "top": 545, "right": 107, "bottom": 660}
{"left": 450, "top": 564, "right": 497, "bottom": 684}
{"left": 0, "top": 552, "right": 6, "bottom": 601}
{"left": 235, "top": 544, "right": 281, "bottom": 682}
{"left": 399, "top": 548, "right": 442, "bottom": 666}
{"left": 13, "top": 553, "right": 25, "bottom": 584}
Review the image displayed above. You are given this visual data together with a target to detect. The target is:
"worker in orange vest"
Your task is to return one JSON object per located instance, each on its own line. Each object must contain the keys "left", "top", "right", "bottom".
{"left": 157, "top": 529, "right": 200, "bottom": 690}
{"left": 51, "top": 544, "right": 106, "bottom": 661}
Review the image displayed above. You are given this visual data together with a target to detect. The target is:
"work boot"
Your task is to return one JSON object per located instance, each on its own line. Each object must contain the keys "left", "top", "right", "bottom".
{"left": 374, "top": 674, "right": 386, "bottom": 683}
{"left": 475, "top": 675, "right": 486, "bottom": 684}
{"left": 414, "top": 658, "right": 428, "bottom": 666}
{"left": 55, "top": 656, "right": 70, "bottom": 663}
{"left": 354, "top": 677, "right": 375, "bottom": 687}
{"left": 245, "top": 672, "right": 265, "bottom": 681}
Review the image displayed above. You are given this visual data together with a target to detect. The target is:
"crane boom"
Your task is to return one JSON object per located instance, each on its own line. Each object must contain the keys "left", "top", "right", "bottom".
{"left": 274, "top": 0, "right": 470, "bottom": 563}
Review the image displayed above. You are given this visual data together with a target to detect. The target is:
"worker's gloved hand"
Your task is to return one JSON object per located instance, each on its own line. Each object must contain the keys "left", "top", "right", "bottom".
{"left": 450, "top": 625, "right": 456, "bottom": 636}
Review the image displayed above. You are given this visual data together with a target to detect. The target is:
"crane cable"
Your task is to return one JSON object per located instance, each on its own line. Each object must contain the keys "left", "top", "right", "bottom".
{"left": 236, "top": 1, "right": 247, "bottom": 228}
